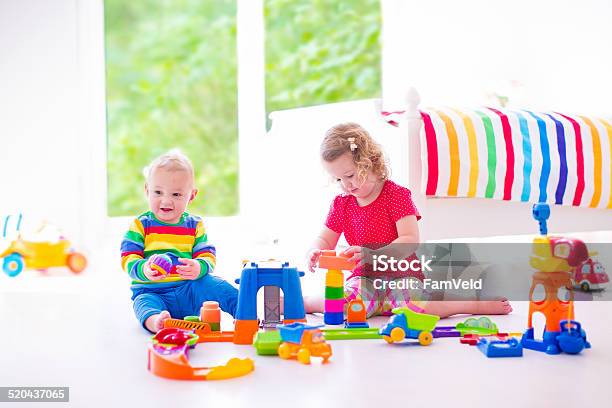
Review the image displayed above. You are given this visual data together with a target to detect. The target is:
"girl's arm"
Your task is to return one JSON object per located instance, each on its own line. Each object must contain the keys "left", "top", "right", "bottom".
{"left": 344, "top": 216, "right": 419, "bottom": 264}
{"left": 380, "top": 215, "right": 420, "bottom": 259}
{"left": 307, "top": 226, "right": 341, "bottom": 272}
{"left": 311, "top": 226, "right": 341, "bottom": 250}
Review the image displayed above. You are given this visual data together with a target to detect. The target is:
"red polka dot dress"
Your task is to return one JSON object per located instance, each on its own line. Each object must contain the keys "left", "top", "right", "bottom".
{"left": 325, "top": 179, "right": 422, "bottom": 280}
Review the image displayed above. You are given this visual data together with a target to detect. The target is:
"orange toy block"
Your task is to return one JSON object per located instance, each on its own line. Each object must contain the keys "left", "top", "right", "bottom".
{"left": 233, "top": 319, "right": 259, "bottom": 345}
{"left": 318, "top": 250, "right": 356, "bottom": 271}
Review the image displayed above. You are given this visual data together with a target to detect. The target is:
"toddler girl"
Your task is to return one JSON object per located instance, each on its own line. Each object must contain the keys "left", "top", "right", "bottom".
{"left": 306, "top": 123, "right": 512, "bottom": 318}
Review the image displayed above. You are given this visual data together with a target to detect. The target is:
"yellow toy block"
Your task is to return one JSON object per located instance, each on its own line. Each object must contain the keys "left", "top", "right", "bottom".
{"left": 325, "top": 270, "right": 344, "bottom": 287}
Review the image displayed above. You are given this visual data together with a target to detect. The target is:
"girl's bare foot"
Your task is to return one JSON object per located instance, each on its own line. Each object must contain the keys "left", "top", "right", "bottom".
{"left": 303, "top": 296, "right": 324, "bottom": 314}
{"left": 424, "top": 298, "right": 513, "bottom": 318}
{"left": 476, "top": 298, "right": 513, "bottom": 315}
{"left": 145, "top": 310, "right": 171, "bottom": 333}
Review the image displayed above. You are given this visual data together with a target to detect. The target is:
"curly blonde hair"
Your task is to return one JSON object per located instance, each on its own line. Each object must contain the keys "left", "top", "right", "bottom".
{"left": 320, "top": 123, "right": 389, "bottom": 183}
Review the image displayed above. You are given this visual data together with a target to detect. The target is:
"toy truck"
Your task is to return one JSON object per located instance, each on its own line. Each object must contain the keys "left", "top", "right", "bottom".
{"left": 277, "top": 323, "right": 332, "bottom": 364}
{"left": 379, "top": 307, "right": 440, "bottom": 346}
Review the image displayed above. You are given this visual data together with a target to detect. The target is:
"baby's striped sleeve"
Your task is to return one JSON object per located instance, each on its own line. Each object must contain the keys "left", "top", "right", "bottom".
{"left": 120, "top": 218, "right": 147, "bottom": 281}
{"left": 193, "top": 220, "right": 216, "bottom": 278}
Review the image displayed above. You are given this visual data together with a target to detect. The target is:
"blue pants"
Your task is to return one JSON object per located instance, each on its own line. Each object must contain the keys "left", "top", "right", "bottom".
{"left": 131, "top": 274, "right": 238, "bottom": 333}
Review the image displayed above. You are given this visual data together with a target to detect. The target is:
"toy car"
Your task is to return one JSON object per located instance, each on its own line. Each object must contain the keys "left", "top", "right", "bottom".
{"left": 277, "top": 323, "right": 332, "bottom": 364}
{"left": 379, "top": 307, "right": 440, "bottom": 346}
{"left": 572, "top": 257, "right": 609, "bottom": 291}
{"left": 1, "top": 235, "right": 87, "bottom": 277}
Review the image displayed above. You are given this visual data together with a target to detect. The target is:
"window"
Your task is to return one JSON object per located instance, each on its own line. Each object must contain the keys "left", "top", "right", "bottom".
{"left": 264, "top": 0, "right": 382, "bottom": 119}
{"left": 105, "top": 0, "right": 238, "bottom": 217}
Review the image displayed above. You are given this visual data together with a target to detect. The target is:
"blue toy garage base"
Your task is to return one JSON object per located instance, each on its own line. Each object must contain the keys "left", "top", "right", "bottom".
{"left": 521, "top": 320, "right": 591, "bottom": 355}
{"left": 477, "top": 338, "right": 523, "bottom": 358}
{"left": 235, "top": 262, "right": 306, "bottom": 321}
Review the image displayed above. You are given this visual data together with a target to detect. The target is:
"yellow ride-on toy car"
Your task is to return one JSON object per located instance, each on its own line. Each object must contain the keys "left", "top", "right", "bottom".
{"left": 1, "top": 235, "right": 87, "bottom": 277}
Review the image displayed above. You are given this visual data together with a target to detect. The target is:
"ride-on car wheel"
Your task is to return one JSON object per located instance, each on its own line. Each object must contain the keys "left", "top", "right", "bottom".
{"left": 580, "top": 282, "right": 590, "bottom": 292}
{"left": 3, "top": 253, "right": 24, "bottom": 277}
{"left": 66, "top": 252, "right": 87, "bottom": 273}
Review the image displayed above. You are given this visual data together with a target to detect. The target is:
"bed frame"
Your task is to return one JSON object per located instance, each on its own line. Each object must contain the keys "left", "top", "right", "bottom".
{"left": 394, "top": 87, "right": 612, "bottom": 241}
{"left": 264, "top": 90, "right": 611, "bottom": 244}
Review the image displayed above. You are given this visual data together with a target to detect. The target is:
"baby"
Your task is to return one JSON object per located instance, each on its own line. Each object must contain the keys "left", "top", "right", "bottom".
{"left": 120, "top": 150, "right": 238, "bottom": 333}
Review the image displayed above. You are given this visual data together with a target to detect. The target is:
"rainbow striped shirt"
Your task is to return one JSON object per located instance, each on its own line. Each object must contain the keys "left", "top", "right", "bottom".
{"left": 120, "top": 211, "right": 216, "bottom": 284}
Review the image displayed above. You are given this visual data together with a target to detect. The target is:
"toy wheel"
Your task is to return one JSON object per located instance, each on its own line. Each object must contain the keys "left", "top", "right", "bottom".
{"left": 383, "top": 335, "right": 394, "bottom": 344}
{"left": 278, "top": 343, "right": 291, "bottom": 359}
{"left": 297, "top": 348, "right": 311, "bottom": 365}
{"left": 418, "top": 331, "right": 433, "bottom": 346}
{"left": 580, "top": 282, "right": 590, "bottom": 292}
{"left": 390, "top": 327, "right": 405, "bottom": 343}
{"left": 3, "top": 253, "right": 24, "bottom": 277}
{"left": 66, "top": 253, "right": 87, "bottom": 273}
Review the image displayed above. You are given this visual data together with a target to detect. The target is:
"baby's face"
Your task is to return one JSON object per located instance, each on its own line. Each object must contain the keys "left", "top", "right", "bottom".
{"left": 145, "top": 167, "right": 197, "bottom": 224}
{"left": 323, "top": 153, "right": 379, "bottom": 199}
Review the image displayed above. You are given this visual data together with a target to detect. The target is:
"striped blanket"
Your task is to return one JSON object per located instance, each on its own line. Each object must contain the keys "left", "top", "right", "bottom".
{"left": 385, "top": 108, "right": 612, "bottom": 209}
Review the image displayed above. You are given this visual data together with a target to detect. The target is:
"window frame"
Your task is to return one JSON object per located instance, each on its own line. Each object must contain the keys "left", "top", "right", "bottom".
{"left": 78, "top": 0, "right": 392, "bottom": 242}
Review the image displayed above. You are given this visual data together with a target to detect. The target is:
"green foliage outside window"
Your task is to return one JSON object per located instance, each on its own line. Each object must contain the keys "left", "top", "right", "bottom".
{"left": 265, "top": 0, "right": 381, "bottom": 118}
{"left": 105, "top": 0, "right": 381, "bottom": 217}
{"left": 105, "top": 0, "right": 238, "bottom": 217}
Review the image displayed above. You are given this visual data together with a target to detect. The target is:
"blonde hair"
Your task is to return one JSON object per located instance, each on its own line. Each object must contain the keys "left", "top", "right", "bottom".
{"left": 143, "top": 149, "right": 195, "bottom": 184}
{"left": 320, "top": 123, "right": 389, "bottom": 182}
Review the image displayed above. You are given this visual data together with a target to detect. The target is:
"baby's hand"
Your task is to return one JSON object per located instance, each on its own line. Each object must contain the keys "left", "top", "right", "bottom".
{"left": 143, "top": 259, "right": 165, "bottom": 281}
{"left": 342, "top": 246, "right": 363, "bottom": 265}
{"left": 307, "top": 249, "right": 322, "bottom": 272}
{"left": 176, "top": 258, "right": 201, "bottom": 280}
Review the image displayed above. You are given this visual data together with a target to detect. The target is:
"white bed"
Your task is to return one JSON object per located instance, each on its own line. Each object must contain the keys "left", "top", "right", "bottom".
{"left": 262, "top": 89, "right": 612, "bottom": 246}
{"left": 396, "top": 87, "right": 612, "bottom": 240}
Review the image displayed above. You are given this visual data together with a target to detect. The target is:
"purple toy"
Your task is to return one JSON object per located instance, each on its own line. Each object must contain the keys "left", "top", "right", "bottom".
{"left": 432, "top": 326, "right": 461, "bottom": 338}
{"left": 149, "top": 254, "right": 173, "bottom": 275}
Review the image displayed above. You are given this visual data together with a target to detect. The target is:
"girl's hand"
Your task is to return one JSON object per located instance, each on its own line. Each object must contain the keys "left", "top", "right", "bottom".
{"left": 177, "top": 258, "right": 201, "bottom": 280}
{"left": 143, "top": 259, "right": 165, "bottom": 281}
{"left": 307, "top": 249, "right": 322, "bottom": 272}
{"left": 342, "top": 246, "right": 363, "bottom": 265}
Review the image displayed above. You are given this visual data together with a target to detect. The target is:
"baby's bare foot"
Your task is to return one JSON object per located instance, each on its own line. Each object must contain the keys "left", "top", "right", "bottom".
{"left": 145, "top": 310, "right": 171, "bottom": 333}
{"left": 476, "top": 298, "right": 512, "bottom": 315}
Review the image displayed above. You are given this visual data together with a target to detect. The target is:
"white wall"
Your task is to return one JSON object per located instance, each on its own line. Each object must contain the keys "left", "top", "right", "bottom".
{"left": 0, "top": 0, "right": 82, "bottom": 239}
{"left": 382, "top": 0, "right": 612, "bottom": 115}
{"left": 1, "top": 0, "right": 611, "bottom": 253}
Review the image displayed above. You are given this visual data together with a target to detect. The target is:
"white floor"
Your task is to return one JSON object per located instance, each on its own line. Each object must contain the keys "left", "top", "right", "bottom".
{"left": 1, "top": 272, "right": 611, "bottom": 408}
{"left": 1, "top": 229, "right": 612, "bottom": 407}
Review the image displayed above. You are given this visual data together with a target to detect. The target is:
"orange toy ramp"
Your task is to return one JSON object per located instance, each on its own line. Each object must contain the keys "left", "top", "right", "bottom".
{"left": 148, "top": 328, "right": 254, "bottom": 380}
{"left": 148, "top": 344, "right": 254, "bottom": 380}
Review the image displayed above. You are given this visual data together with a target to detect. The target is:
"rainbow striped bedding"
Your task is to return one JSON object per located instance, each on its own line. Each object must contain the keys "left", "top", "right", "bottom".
{"left": 386, "top": 108, "right": 612, "bottom": 209}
